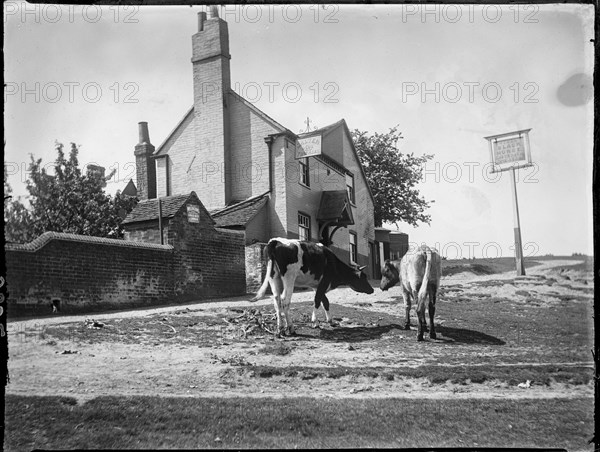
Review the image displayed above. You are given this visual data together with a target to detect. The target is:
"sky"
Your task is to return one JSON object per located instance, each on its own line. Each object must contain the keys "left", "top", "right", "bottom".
{"left": 4, "top": 3, "right": 595, "bottom": 258}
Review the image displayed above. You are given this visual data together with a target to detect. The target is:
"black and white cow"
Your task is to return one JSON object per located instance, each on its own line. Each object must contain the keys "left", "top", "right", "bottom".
{"left": 251, "top": 238, "right": 374, "bottom": 336}
{"left": 380, "top": 245, "right": 442, "bottom": 341}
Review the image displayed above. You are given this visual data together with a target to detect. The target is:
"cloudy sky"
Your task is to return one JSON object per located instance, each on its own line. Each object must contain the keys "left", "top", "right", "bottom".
{"left": 4, "top": 3, "right": 594, "bottom": 257}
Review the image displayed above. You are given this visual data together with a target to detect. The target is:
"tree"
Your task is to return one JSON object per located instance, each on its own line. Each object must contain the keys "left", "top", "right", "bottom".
{"left": 4, "top": 142, "right": 138, "bottom": 243}
{"left": 352, "top": 126, "right": 433, "bottom": 228}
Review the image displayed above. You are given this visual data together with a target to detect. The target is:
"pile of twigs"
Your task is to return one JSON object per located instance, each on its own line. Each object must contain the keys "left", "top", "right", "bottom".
{"left": 222, "top": 308, "right": 278, "bottom": 337}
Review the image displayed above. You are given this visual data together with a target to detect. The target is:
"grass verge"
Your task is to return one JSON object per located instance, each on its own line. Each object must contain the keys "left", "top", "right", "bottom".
{"left": 5, "top": 395, "right": 593, "bottom": 450}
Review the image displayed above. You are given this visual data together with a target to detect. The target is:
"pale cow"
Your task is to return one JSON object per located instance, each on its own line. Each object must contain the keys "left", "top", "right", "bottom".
{"left": 380, "top": 245, "right": 442, "bottom": 341}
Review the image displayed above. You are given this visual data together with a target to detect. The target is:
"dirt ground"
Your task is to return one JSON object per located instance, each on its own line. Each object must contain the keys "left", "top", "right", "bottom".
{"left": 6, "top": 259, "right": 595, "bottom": 404}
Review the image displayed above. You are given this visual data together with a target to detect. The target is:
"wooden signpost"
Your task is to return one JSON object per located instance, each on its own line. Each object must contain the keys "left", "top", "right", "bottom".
{"left": 484, "top": 129, "right": 533, "bottom": 276}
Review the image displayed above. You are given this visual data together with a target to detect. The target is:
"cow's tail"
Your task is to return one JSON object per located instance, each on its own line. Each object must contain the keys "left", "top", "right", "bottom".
{"left": 417, "top": 247, "right": 433, "bottom": 305}
{"left": 250, "top": 241, "right": 279, "bottom": 302}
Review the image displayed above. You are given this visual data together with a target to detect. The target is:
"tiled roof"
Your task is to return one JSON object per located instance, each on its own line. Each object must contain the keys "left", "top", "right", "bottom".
{"left": 212, "top": 193, "right": 269, "bottom": 228}
{"left": 317, "top": 190, "right": 354, "bottom": 225}
{"left": 122, "top": 193, "right": 197, "bottom": 224}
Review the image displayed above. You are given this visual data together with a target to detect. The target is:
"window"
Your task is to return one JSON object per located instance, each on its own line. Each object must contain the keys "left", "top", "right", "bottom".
{"left": 349, "top": 231, "right": 357, "bottom": 264}
{"left": 346, "top": 173, "right": 355, "bottom": 204}
{"left": 299, "top": 158, "right": 310, "bottom": 187}
{"left": 298, "top": 212, "right": 311, "bottom": 241}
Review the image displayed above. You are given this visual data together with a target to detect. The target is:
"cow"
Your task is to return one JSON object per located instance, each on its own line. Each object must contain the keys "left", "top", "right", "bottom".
{"left": 380, "top": 245, "right": 442, "bottom": 341}
{"left": 251, "top": 237, "right": 374, "bottom": 337}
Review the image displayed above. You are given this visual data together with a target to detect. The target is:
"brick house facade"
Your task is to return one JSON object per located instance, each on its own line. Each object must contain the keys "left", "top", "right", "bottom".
{"left": 133, "top": 7, "right": 376, "bottom": 277}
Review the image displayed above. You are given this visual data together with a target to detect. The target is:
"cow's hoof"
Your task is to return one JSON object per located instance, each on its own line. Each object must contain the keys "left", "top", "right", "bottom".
{"left": 404, "top": 324, "right": 411, "bottom": 330}
{"left": 430, "top": 332, "right": 437, "bottom": 340}
{"left": 311, "top": 322, "right": 318, "bottom": 329}
{"left": 287, "top": 328, "right": 297, "bottom": 336}
{"left": 417, "top": 334, "right": 424, "bottom": 342}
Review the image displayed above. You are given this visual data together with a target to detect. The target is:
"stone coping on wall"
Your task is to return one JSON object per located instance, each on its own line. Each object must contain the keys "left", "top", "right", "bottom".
{"left": 5, "top": 231, "right": 174, "bottom": 252}
{"left": 214, "top": 227, "right": 245, "bottom": 236}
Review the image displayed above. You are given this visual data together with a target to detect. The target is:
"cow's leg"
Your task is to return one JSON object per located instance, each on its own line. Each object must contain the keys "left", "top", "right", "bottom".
{"left": 428, "top": 285, "right": 437, "bottom": 340}
{"left": 322, "top": 294, "right": 333, "bottom": 325}
{"left": 415, "top": 288, "right": 427, "bottom": 341}
{"left": 312, "top": 279, "right": 330, "bottom": 328}
{"left": 282, "top": 286, "right": 295, "bottom": 336}
{"left": 311, "top": 293, "right": 322, "bottom": 328}
{"left": 402, "top": 287, "right": 412, "bottom": 330}
{"left": 269, "top": 278, "right": 284, "bottom": 338}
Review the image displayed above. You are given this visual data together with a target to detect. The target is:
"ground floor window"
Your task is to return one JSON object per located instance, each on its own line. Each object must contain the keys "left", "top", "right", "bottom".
{"left": 298, "top": 212, "right": 311, "bottom": 241}
{"left": 349, "top": 231, "right": 357, "bottom": 263}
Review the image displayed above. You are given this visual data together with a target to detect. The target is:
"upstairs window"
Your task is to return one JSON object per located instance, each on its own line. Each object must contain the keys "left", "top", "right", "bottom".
{"left": 299, "top": 158, "right": 310, "bottom": 187}
{"left": 298, "top": 212, "right": 311, "bottom": 241}
{"left": 346, "top": 173, "right": 355, "bottom": 204}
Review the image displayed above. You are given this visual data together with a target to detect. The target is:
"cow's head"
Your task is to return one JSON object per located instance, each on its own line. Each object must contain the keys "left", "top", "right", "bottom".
{"left": 348, "top": 265, "right": 375, "bottom": 294}
{"left": 380, "top": 260, "right": 400, "bottom": 291}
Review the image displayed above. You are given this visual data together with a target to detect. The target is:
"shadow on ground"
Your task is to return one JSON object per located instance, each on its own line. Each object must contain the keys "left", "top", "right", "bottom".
{"left": 436, "top": 325, "right": 505, "bottom": 345}
{"left": 314, "top": 323, "right": 406, "bottom": 343}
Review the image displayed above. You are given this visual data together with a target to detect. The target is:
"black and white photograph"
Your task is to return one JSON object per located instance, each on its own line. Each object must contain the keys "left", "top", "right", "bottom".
{"left": 2, "top": 2, "right": 595, "bottom": 449}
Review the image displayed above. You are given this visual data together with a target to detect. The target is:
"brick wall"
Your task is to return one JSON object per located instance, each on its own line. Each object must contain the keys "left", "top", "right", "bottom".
{"left": 155, "top": 157, "right": 169, "bottom": 197}
{"left": 245, "top": 207, "right": 269, "bottom": 245}
{"left": 165, "top": 203, "right": 246, "bottom": 300}
{"left": 5, "top": 233, "right": 174, "bottom": 317}
{"left": 341, "top": 129, "right": 375, "bottom": 273}
{"left": 6, "top": 194, "right": 249, "bottom": 318}
{"left": 229, "top": 94, "right": 280, "bottom": 202}
{"left": 268, "top": 135, "right": 289, "bottom": 238}
{"left": 245, "top": 242, "right": 267, "bottom": 293}
{"left": 124, "top": 220, "right": 168, "bottom": 245}
{"left": 161, "top": 110, "right": 195, "bottom": 198}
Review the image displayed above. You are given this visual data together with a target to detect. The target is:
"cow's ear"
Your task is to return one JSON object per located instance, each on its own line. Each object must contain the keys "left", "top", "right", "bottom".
{"left": 358, "top": 265, "right": 366, "bottom": 271}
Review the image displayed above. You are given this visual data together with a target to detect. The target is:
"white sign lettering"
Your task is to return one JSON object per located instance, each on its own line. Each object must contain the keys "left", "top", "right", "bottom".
{"left": 296, "top": 134, "right": 322, "bottom": 159}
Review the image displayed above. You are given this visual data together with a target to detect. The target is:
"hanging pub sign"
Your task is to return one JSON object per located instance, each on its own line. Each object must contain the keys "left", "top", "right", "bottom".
{"left": 187, "top": 204, "right": 200, "bottom": 223}
{"left": 296, "top": 134, "right": 322, "bottom": 159}
{"left": 484, "top": 128, "right": 533, "bottom": 173}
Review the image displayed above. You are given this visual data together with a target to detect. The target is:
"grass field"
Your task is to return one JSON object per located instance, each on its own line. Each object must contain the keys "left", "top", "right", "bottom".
{"left": 5, "top": 256, "right": 595, "bottom": 450}
{"left": 5, "top": 395, "right": 594, "bottom": 449}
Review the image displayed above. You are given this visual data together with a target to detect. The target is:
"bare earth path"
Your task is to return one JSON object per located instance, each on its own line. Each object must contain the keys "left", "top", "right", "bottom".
{"left": 6, "top": 259, "right": 594, "bottom": 405}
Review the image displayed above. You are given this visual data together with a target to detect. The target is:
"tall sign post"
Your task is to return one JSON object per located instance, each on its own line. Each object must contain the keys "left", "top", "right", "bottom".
{"left": 484, "top": 129, "right": 533, "bottom": 276}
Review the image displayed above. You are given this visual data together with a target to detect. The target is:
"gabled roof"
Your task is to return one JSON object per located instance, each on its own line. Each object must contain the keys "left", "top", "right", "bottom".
{"left": 122, "top": 179, "right": 137, "bottom": 197}
{"left": 317, "top": 190, "right": 354, "bottom": 226}
{"left": 229, "top": 90, "right": 289, "bottom": 133}
{"left": 122, "top": 192, "right": 212, "bottom": 225}
{"left": 155, "top": 90, "right": 291, "bottom": 157}
{"left": 211, "top": 192, "right": 269, "bottom": 228}
{"left": 302, "top": 119, "right": 375, "bottom": 204}
{"left": 154, "top": 107, "right": 195, "bottom": 156}
{"left": 297, "top": 119, "right": 345, "bottom": 140}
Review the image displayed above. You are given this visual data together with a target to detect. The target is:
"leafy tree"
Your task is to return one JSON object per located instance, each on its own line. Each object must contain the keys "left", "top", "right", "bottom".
{"left": 352, "top": 126, "right": 433, "bottom": 228}
{"left": 4, "top": 166, "right": 35, "bottom": 243}
{"left": 4, "top": 142, "right": 138, "bottom": 243}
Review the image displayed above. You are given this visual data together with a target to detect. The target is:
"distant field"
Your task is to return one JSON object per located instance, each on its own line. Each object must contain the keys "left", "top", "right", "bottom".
{"left": 442, "top": 255, "right": 593, "bottom": 276}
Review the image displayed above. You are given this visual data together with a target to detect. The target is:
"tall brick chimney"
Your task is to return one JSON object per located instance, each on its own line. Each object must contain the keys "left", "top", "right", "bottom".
{"left": 191, "top": 7, "right": 231, "bottom": 209}
{"left": 134, "top": 121, "right": 156, "bottom": 200}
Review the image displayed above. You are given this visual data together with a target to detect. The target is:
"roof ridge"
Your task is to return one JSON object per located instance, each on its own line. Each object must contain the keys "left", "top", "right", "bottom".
{"left": 212, "top": 191, "right": 269, "bottom": 217}
{"left": 228, "top": 90, "right": 289, "bottom": 133}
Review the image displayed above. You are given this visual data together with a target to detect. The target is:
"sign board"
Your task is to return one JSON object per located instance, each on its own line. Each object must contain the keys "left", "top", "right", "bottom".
{"left": 296, "top": 134, "right": 322, "bottom": 159}
{"left": 187, "top": 204, "right": 200, "bottom": 223}
{"left": 484, "top": 129, "right": 532, "bottom": 173}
